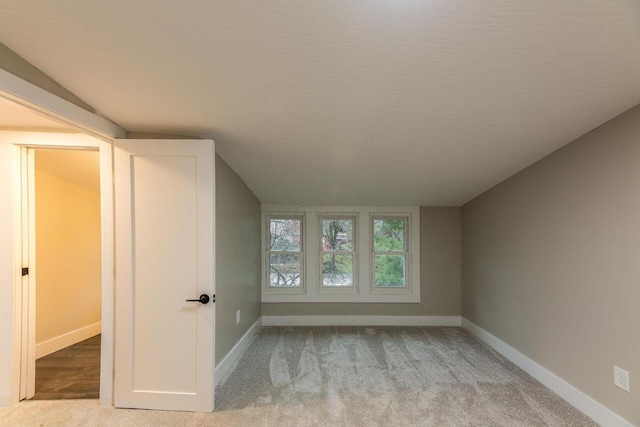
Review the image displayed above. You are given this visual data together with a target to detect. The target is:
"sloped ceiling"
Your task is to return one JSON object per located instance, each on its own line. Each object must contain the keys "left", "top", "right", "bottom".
{"left": 1, "top": 1, "right": 639, "bottom": 205}
{"left": 0, "top": 96, "right": 70, "bottom": 130}
{"left": 36, "top": 149, "right": 101, "bottom": 193}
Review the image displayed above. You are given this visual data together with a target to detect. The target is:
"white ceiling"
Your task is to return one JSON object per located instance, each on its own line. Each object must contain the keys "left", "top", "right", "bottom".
{"left": 1, "top": 1, "right": 639, "bottom": 205}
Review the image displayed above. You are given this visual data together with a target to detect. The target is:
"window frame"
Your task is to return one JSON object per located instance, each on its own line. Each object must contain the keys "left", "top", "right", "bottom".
{"left": 263, "top": 214, "right": 306, "bottom": 295}
{"left": 317, "top": 214, "right": 358, "bottom": 294}
{"left": 261, "top": 206, "right": 420, "bottom": 303}
{"left": 369, "top": 215, "right": 411, "bottom": 294}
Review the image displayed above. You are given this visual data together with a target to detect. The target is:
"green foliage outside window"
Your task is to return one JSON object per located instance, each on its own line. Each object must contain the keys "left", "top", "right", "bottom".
{"left": 373, "top": 219, "right": 406, "bottom": 287}
{"left": 374, "top": 255, "right": 405, "bottom": 286}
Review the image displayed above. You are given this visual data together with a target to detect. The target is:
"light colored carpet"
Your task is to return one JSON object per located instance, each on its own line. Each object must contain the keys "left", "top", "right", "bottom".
{"left": 0, "top": 326, "right": 596, "bottom": 427}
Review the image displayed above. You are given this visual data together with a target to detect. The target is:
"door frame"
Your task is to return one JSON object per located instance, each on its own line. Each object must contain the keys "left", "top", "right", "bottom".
{"left": 10, "top": 133, "right": 114, "bottom": 405}
{"left": 1, "top": 68, "right": 125, "bottom": 406}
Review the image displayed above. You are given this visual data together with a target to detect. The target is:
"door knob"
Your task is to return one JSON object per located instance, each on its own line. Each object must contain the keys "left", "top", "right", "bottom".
{"left": 186, "top": 294, "right": 210, "bottom": 304}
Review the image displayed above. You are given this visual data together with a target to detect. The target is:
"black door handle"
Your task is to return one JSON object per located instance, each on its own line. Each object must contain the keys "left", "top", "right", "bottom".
{"left": 186, "top": 294, "right": 210, "bottom": 304}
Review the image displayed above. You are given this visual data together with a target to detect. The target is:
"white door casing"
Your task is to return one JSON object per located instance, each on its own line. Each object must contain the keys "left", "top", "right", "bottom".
{"left": 114, "top": 139, "right": 215, "bottom": 412}
{"left": 18, "top": 147, "right": 35, "bottom": 401}
{"left": 6, "top": 133, "right": 113, "bottom": 407}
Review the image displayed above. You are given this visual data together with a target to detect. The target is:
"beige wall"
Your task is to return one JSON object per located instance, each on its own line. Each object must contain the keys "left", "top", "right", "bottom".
{"left": 35, "top": 156, "right": 101, "bottom": 345}
{"left": 262, "top": 207, "right": 461, "bottom": 316}
{"left": 0, "top": 43, "right": 95, "bottom": 113}
{"left": 215, "top": 155, "right": 262, "bottom": 363}
{"left": 462, "top": 104, "right": 640, "bottom": 424}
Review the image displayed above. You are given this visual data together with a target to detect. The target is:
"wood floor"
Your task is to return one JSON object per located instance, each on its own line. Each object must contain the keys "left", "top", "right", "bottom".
{"left": 30, "top": 334, "right": 101, "bottom": 400}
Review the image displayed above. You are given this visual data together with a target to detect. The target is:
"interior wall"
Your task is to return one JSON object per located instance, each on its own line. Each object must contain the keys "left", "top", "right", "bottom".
{"left": 0, "top": 43, "right": 94, "bottom": 113}
{"left": 34, "top": 154, "right": 101, "bottom": 350}
{"left": 462, "top": 104, "right": 640, "bottom": 424}
{"left": 261, "top": 207, "right": 461, "bottom": 316}
{"left": 0, "top": 143, "right": 15, "bottom": 405}
{"left": 215, "top": 155, "right": 261, "bottom": 364}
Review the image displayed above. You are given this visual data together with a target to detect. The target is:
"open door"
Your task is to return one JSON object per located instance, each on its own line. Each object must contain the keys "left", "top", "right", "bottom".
{"left": 113, "top": 139, "right": 215, "bottom": 412}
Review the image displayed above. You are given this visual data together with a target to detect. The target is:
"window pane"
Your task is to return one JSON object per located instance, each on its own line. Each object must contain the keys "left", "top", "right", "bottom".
{"left": 321, "top": 219, "right": 354, "bottom": 251}
{"left": 373, "top": 219, "right": 405, "bottom": 251}
{"left": 374, "top": 255, "right": 405, "bottom": 287}
{"left": 269, "top": 254, "right": 301, "bottom": 287}
{"left": 322, "top": 253, "right": 353, "bottom": 287}
{"left": 269, "top": 218, "right": 302, "bottom": 251}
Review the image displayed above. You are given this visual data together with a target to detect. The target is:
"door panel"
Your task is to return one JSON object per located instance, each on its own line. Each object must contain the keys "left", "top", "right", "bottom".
{"left": 114, "top": 140, "right": 214, "bottom": 412}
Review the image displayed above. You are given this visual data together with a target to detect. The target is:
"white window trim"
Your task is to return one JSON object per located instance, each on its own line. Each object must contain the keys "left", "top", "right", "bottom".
{"left": 261, "top": 205, "right": 420, "bottom": 303}
{"left": 263, "top": 214, "right": 306, "bottom": 295}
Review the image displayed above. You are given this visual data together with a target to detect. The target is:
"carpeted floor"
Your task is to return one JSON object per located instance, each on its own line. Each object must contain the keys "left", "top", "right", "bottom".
{"left": 0, "top": 326, "right": 596, "bottom": 427}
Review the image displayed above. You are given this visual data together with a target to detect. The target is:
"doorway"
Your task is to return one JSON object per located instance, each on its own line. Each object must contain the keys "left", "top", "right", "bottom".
{"left": 1, "top": 73, "right": 120, "bottom": 407}
{"left": 7, "top": 132, "right": 115, "bottom": 405}
{"left": 25, "top": 148, "right": 102, "bottom": 400}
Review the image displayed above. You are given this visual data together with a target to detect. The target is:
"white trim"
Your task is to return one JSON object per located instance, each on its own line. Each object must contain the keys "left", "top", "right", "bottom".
{"left": 98, "top": 140, "right": 115, "bottom": 407}
{"left": 35, "top": 321, "right": 102, "bottom": 359}
{"left": 215, "top": 318, "right": 262, "bottom": 387}
{"left": 24, "top": 148, "right": 35, "bottom": 399}
{"left": 0, "top": 68, "right": 125, "bottom": 140}
{"left": 10, "top": 145, "right": 23, "bottom": 405}
{"left": 0, "top": 131, "right": 106, "bottom": 149}
{"left": 262, "top": 315, "right": 461, "bottom": 327}
{"left": 462, "top": 318, "right": 633, "bottom": 427}
{"left": 5, "top": 133, "right": 115, "bottom": 407}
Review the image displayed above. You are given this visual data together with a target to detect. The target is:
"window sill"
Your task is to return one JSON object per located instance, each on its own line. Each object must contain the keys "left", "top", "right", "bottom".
{"left": 261, "top": 291, "right": 420, "bottom": 304}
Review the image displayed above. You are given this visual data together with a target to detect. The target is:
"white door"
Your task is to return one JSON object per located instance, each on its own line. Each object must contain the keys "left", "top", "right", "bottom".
{"left": 113, "top": 139, "right": 215, "bottom": 412}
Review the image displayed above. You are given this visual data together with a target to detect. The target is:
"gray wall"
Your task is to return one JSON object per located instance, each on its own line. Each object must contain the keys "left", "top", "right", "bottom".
{"left": 0, "top": 43, "right": 95, "bottom": 112}
{"left": 216, "top": 155, "right": 262, "bottom": 363}
{"left": 262, "top": 207, "right": 461, "bottom": 316}
{"left": 462, "top": 105, "right": 640, "bottom": 424}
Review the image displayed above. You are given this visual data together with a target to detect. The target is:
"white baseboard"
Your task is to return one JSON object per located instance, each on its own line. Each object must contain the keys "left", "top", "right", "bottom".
{"left": 35, "top": 321, "right": 102, "bottom": 359}
{"left": 215, "top": 317, "right": 262, "bottom": 387}
{"left": 262, "top": 315, "right": 461, "bottom": 327}
{"left": 462, "top": 318, "right": 633, "bottom": 427}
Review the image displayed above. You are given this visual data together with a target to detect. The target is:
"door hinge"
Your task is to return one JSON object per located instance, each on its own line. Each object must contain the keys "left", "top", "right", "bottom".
{"left": 21, "top": 267, "right": 29, "bottom": 276}
{"left": 212, "top": 294, "right": 216, "bottom": 303}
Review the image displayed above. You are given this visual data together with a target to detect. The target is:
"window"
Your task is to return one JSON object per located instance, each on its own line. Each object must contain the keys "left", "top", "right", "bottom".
{"left": 320, "top": 216, "right": 355, "bottom": 288}
{"left": 371, "top": 217, "right": 408, "bottom": 288}
{"left": 266, "top": 216, "right": 303, "bottom": 288}
{"left": 262, "top": 206, "right": 419, "bottom": 303}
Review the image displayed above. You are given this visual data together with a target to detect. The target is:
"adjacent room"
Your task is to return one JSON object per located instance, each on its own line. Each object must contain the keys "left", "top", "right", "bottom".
{"left": 32, "top": 149, "right": 101, "bottom": 400}
{"left": 0, "top": 1, "right": 638, "bottom": 426}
